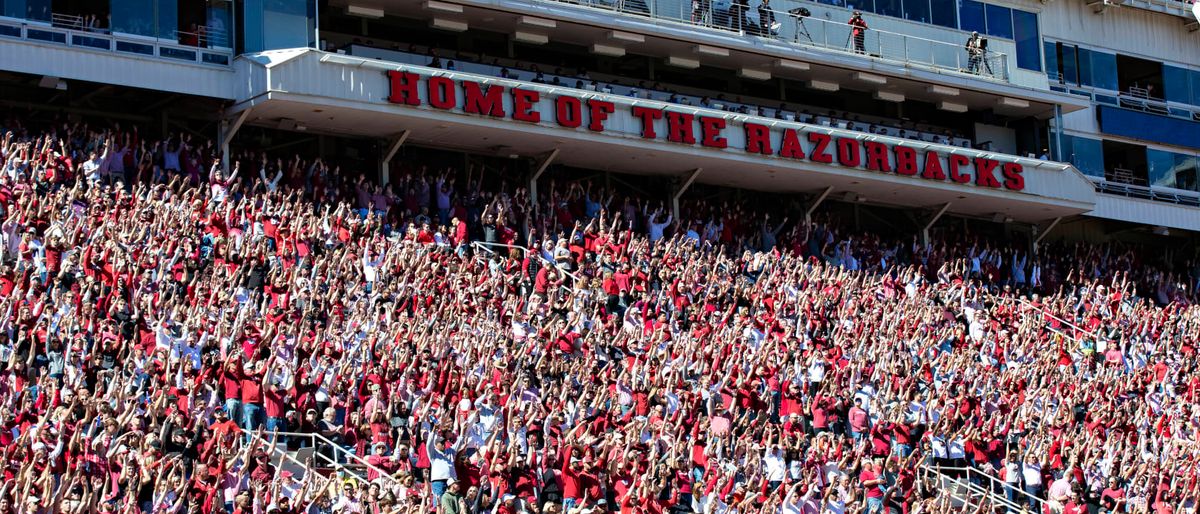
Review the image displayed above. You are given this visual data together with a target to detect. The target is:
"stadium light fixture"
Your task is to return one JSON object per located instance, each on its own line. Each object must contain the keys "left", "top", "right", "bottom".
{"left": 345, "top": 5, "right": 385, "bottom": 18}
{"left": 591, "top": 44, "right": 626, "bottom": 57}
{"left": 807, "top": 80, "right": 839, "bottom": 92}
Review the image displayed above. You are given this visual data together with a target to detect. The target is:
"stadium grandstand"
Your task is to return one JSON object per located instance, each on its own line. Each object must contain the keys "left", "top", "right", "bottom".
{"left": 0, "top": 0, "right": 1198, "bottom": 513}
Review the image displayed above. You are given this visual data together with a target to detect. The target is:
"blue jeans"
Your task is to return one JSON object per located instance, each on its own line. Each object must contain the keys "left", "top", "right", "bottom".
{"left": 266, "top": 416, "right": 287, "bottom": 443}
{"left": 225, "top": 399, "right": 242, "bottom": 422}
{"left": 866, "top": 496, "right": 884, "bottom": 514}
{"left": 242, "top": 403, "right": 264, "bottom": 433}
{"left": 1023, "top": 484, "right": 1042, "bottom": 511}
{"left": 431, "top": 480, "right": 447, "bottom": 503}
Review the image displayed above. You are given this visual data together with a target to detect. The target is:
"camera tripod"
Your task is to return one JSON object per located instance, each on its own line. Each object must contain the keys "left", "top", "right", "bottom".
{"left": 792, "top": 16, "right": 812, "bottom": 42}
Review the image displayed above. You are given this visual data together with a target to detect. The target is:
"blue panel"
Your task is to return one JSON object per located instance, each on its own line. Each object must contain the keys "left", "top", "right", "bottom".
{"left": 1193, "top": 70, "right": 1200, "bottom": 107}
{"left": 1089, "top": 51, "right": 1117, "bottom": 91}
{"left": 1070, "top": 136, "right": 1105, "bottom": 178}
{"left": 72, "top": 34, "right": 111, "bottom": 50}
{"left": 1077, "top": 47, "right": 1092, "bottom": 87}
{"left": 0, "top": 25, "right": 20, "bottom": 37}
{"left": 930, "top": 0, "right": 956, "bottom": 27}
{"left": 1163, "top": 65, "right": 1191, "bottom": 105}
{"left": 903, "top": 0, "right": 931, "bottom": 24}
{"left": 1012, "top": 9, "right": 1039, "bottom": 71}
{"left": 1098, "top": 105, "right": 1200, "bottom": 151}
{"left": 111, "top": 0, "right": 156, "bottom": 37}
{"left": 984, "top": 3, "right": 1012, "bottom": 38}
{"left": 26, "top": 28, "right": 65, "bottom": 43}
{"left": 1044, "top": 41, "right": 1058, "bottom": 81}
{"left": 116, "top": 40, "right": 154, "bottom": 54}
{"left": 201, "top": 52, "right": 229, "bottom": 65}
{"left": 159, "top": 46, "right": 197, "bottom": 61}
{"left": 875, "top": 0, "right": 902, "bottom": 18}
{"left": 1060, "top": 44, "right": 1077, "bottom": 85}
{"left": 1095, "top": 94, "right": 1118, "bottom": 106}
{"left": 957, "top": 0, "right": 984, "bottom": 32}
{"left": 1147, "top": 149, "right": 1180, "bottom": 188}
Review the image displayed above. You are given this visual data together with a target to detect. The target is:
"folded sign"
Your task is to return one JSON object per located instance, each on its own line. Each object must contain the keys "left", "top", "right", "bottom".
{"left": 387, "top": 70, "right": 1024, "bottom": 192}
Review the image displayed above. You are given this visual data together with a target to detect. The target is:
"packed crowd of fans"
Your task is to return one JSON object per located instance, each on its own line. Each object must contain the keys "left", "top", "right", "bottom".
{"left": 0, "top": 118, "right": 1198, "bottom": 514}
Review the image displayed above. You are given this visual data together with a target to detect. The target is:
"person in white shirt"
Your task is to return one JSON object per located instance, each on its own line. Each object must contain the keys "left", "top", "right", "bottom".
{"left": 1021, "top": 455, "right": 1044, "bottom": 510}
{"left": 426, "top": 428, "right": 465, "bottom": 500}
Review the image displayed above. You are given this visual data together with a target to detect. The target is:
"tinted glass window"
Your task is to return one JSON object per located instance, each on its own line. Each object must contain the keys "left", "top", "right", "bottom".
{"left": 1044, "top": 41, "right": 1058, "bottom": 81}
{"left": 1060, "top": 44, "right": 1078, "bottom": 85}
{"left": 958, "top": 0, "right": 985, "bottom": 33}
{"left": 1012, "top": 9, "right": 1039, "bottom": 71}
{"left": 904, "top": 0, "right": 932, "bottom": 24}
{"left": 984, "top": 3, "right": 1012, "bottom": 38}
{"left": 1089, "top": 51, "right": 1118, "bottom": 91}
{"left": 930, "top": 0, "right": 956, "bottom": 27}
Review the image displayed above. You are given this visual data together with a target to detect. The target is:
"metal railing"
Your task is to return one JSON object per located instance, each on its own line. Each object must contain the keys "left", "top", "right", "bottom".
{"left": 0, "top": 16, "right": 233, "bottom": 66}
{"left": 471, "top": 240, "right": 585, "bottom": 292}
{"left": 924, "top": 464, "right": 1050, "bottom": 513}
{"left": 242, "top": 429, "right": 403, "bottom": 487}
{"left": 533, "top": 0, "right": 1009, "bottom": 81}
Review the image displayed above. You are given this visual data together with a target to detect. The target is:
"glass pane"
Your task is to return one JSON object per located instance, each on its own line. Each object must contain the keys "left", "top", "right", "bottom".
{"left": 1071, "top": 136, "right": 1105, "bottom": 177}
{"left": 875, "top": 0, "right": 902, "bottom": 18}
{"left": 18, "top": 0, "right": 52, "bottom": 22}
{"left": 903, "top": 0, "right": 931, "bottom": 24}
{"left": 158, "top": 0, "right": 178, "bottom": 41}
{"left": 930, "top": 0, "right": 956, "bottom": 27}
{"left": 1044, "top": 41, "right": 1058, "bottom": 81}
{"left": 111, "top": 0, "right": 156, "bottom": 37}
{"left": 207, "top": 0, "right": 232, "bottom": 48}
{"left": 1175, "top": 154, "right": 1199, "bottom": 191}
{"left": 1077, "top": 47, "right": 1092, "bottom": 87}
{"left": 1163, "top": 66, "right": 1190, "bottom": 103}
{"left": 1147, "top": 149, "right": 1179, "bottom": 188}
{"left": 847, "top": 0, "right": 875, "bottom": 13}
{"left": 984, "top": 4, "right": 1012, "bottom": 39}
{"left": 958, "top": 0, "right": 984, "bottom": 33}
{"left": 241, "top": 0, "right": 263, "bottom": 52}
{"left": 1090, "top": 51, "right": 1117, "bottom": 91}
{"left": 1192, "top": 70, "right": 1200, "bottom": 107}
{"left": 1061, "top": 44, "right": 1078, "bottom": 86}
{"left": 261, "top": 0, "right": 314, "bottom": 50}
{"left": 1012, "top": 9, "right": 1039, "bottom": 71}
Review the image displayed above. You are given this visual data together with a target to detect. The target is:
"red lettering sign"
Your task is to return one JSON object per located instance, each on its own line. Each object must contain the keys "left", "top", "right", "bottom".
{"left": 948, "top": 154, "right": 972, "bottom": 184}
{"left": 744, "top": 123, "right": 772, "bottom": 155}
{"left": 808, "top": 133, "right": 833, "bottom": 163}
{"left": 836, "top": 138, "right": 861, "bottom": 168}
{"left": 427, "top": 77, "right": 456, "bottom": 110}
{"left": 556, "top": 96, "right": 583, "bottom": 128}
{"left": 666, "top": 112, "right": 697, "bottom": 144}
{"left": 631, "top": 107, "right": 663, "bottom": 139}
{"left": 383, "top": 71, "right": 1031, "bottom": 192}
{"left": 699, "top": 117, "right": 728, "bottom": 149}
{"left": 894, "top": 147, "right": 918, "bottom": 176}
{"left": 511, "top": 88, "right": 540, "bottom": 123}
{"left": 462, "top": 81, "right": 505, "bottom": 117}
{"left": 779, "top": 129, "right": 805, "bottom": 160}
{"left": 587, "top": 100, "right": 615, "bottom": 132}
{"left": 386, "top": 70, "right": 421, "bottom": 106}
{"left": 863, "top": 141, "right": 891, "bottom": 173}
{"left": 1002, "top": 162, "right": 1025, "bottom": 190}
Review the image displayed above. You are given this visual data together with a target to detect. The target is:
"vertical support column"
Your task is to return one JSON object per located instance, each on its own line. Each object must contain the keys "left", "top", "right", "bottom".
{"left": 804, "top": 186, "right": 833, "bottom": 225}
{"left": 1053, "top": 104, "right": 1064, "bottom": 162}
{"left": 219, "top": 108, "right": 252, "bottom": 174}
{"left": 921, "top": 203, "right": 951, "bottom": 249}
{"left": 379, "top": 130, "right": 410, "bottom": 187}
{"left": 529, "top": 149, "right": 560, "bottom": 217}
{"left": 1033, "top": 216, "right": 1062, "bottom": 254}
{"left": 671, "top": 168, "right": 703, "bottom": 222}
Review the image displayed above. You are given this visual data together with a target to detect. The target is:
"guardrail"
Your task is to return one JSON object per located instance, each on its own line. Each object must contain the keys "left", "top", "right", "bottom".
{"left": 471, "top": 240, "right": 585, "bottom": 293}
{"left": 532, "top": 0, "right": 1009, "bottom": 82}
{"left": 924, "top": 464, "right": 1050, "bottom": 513}
{"left": 0, "top": 16, "right": 233, "bottom": 66}
{"left": 1088, "top": 176, "right": 1200, "bottom": 207}
{"left": 242, "top": 428, "right": 402, "bottom": 487}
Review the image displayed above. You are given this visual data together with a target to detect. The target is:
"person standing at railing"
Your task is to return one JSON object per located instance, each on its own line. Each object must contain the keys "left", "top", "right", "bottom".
{"left": 966, "top": 32, "right": 985, "bottom": 74}
{"left": 759, "top": 0, "right": 778, "bottom": 37}
{"left": 849, "top": 11, "right": 868, "bottom": 54}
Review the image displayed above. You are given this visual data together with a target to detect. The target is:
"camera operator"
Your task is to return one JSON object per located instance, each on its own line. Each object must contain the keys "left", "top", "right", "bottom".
{"left": 966, "top": 31, "right": 984, "bottom": 74}
{"left": 849, "top": 11, "right": 868, "bottom": 54}
{"left": 759, "top": 0, "right": 778, "bottom": 36}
